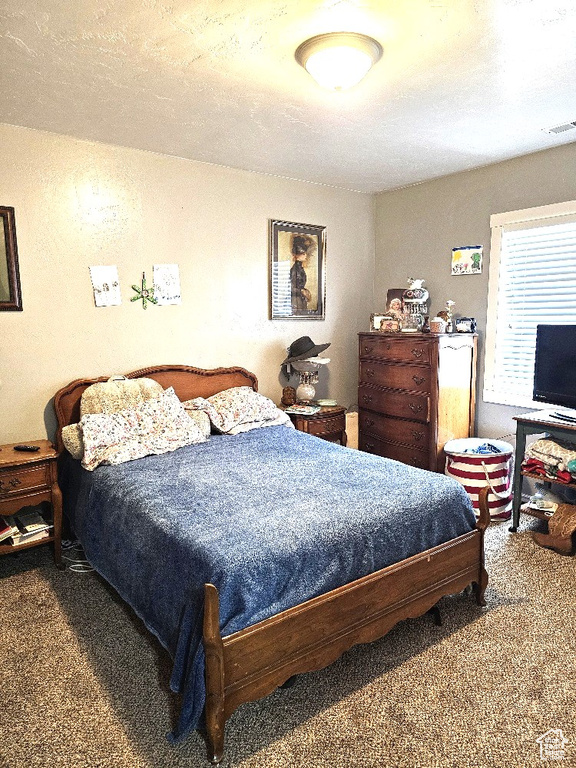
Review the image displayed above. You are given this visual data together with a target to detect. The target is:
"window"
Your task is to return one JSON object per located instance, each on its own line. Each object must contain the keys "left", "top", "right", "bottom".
{"left": 484, "top": 200, "right": 576, "bottom": 408}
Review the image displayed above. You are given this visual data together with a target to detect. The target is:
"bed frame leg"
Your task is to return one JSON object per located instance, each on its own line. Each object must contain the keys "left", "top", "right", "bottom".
{"left": 472, "top": 487, "right": 490, "bottom": 606}
{"left": 203, "top": 583, "right": 226, "bottom": 765}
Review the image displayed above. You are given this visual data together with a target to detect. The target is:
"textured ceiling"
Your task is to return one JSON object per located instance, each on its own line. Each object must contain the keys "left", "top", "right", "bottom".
{"left": 1, "top": 0, "right": 576, "bottom": 192}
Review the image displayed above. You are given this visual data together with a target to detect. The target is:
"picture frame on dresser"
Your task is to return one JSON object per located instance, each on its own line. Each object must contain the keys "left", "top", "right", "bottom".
{"left": 0, "top": 206, "right": 23, "bottom": 311}
{"left": 269, "top": 219, "right": 326, "bottom": 320}
{"left": 370, "top": 313, "right": 387, "bottom": 331}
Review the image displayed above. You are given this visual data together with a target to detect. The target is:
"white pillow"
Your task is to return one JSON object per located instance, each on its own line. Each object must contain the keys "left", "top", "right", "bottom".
{"left": 80, "top": 376, "right": 164, "bottom": 417}
{"left": 80, "top": 387, "right": 207, "bottom": 471}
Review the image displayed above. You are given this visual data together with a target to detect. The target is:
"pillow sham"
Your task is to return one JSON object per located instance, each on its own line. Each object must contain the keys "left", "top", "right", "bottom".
{"left": 80, "top": 387, "right": 207, "bottom": 471}
{"left": 184, "top": 386, "right": 291, "bottom": 434}
{"left": 80, "top": 375, "right": 164, "bottom": 417}
{"left": 184, "top": 409, "right": 211, "bottom": 440}
{"left": 61, "top": 423, "right": 84, "bottom": 460}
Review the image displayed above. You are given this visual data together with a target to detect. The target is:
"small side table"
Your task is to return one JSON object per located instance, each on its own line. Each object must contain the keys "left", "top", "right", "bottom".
{"left": 511, "top": 410, "right": 576, "bottom": 533}
{"left": 0, "top": 440, "right": 62, "bottom": 568}
{"left": 286, "top": 406, "right": 347, "bottom": 445}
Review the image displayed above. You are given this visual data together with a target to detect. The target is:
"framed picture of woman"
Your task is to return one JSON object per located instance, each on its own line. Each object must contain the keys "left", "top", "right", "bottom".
{"left": 270, "top": 220, "right": 326, "bottom": 320}
{"left": 0, "top": 206, "right": 23, "bottom": 311}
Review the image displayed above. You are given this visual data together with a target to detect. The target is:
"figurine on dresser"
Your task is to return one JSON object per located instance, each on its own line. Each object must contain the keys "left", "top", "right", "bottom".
{"left": 402, "top": 278, "right": 429, "bottom": 333}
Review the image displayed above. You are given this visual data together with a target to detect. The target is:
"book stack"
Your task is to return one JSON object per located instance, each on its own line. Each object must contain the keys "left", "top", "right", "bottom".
{"left": 0, "top": 509, "right": 52, "bottom": 546}
{"left": 284, "top": 404, "right": 321, "bottom": 415}
{"left": 0, "top": 516, "right": 19, "bottom": 543}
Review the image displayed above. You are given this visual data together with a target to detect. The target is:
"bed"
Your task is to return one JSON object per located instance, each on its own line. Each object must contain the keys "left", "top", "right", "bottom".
{"left": 53, "top": 363, "right": 489, "bottom": 764}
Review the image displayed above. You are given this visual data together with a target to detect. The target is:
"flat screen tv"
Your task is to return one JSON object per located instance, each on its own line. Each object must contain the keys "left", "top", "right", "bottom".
{"left": 533, "top": 324, "right": 576, "bottom": 410}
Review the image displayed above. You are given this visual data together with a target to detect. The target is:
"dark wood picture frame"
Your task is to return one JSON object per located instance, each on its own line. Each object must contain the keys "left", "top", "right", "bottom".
{"left": 0, "top": 206, "right": 23, "bottom": 311}
{"left": 270, "top": 219, "right": 326, "bottom": 320}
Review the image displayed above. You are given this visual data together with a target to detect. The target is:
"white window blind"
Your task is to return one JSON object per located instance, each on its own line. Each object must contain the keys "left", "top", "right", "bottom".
{"left": 484, "top": 201, "right": 576, "bottom": 408}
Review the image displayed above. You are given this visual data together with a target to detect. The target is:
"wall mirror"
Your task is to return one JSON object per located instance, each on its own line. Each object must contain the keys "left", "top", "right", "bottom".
{"left": 0, "top": 206, "right": 22, "bottom": 311}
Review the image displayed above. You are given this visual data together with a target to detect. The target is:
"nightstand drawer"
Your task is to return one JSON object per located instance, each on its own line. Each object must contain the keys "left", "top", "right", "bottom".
{"left": 0, "top": 464, "right": 49, "bottom": 498}
{"left": 285, "top": 406, "right": 347, "bottom": 445}
{"left": 307, "top": 414, "right": 346, "bottom": 438}
{"left": 359, "top": 409, "right": 429, "bottom": 448}
{"left": 359, "top": 336, "right": 432, "bottom": 365}
{"left": 359, "top": 360, "right": 432, "bottom": 392}
{"left": 358, "top": 385, "right": 430, "bottom": 423}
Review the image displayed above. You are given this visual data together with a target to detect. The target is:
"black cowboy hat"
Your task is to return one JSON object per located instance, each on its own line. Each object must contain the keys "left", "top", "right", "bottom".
{"left": 282, "top": 336, "right": 331, "bottom": 365}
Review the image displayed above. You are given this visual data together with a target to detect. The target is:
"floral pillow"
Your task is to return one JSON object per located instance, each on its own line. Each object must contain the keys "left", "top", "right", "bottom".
{"left": 183, "top": 386, "right": 292, "bottom": 434}
{"left": 185, "top": 409, "right": 211, "bottom": 440}
{"left": 80, "top": 387, "right": 207, "bottom": 471}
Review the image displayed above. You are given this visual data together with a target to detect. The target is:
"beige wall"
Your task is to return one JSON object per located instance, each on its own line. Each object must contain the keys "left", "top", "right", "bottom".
{"left": 374, "top": 142, "right": 576, "bottom": 441}
{"left": 0, "top": 123, "right": 374, "bottom": 444}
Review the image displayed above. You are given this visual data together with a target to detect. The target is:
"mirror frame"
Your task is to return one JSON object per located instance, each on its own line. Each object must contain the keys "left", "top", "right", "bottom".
{"left": 0, "top": 206, "right": 23, "bottom": 311}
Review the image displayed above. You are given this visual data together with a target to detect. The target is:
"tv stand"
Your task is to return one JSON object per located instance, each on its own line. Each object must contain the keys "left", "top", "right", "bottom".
{"left": 511, "top": 410, "right": 576, "bottom": 531}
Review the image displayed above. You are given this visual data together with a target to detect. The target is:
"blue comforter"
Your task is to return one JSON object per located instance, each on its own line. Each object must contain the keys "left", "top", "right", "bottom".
{"left": 59, "top": 425, "right": 476, "bottom": 741}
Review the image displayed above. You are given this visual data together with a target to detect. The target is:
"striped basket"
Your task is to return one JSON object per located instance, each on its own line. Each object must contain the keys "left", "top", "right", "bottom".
{"left": 444, "top": 438, "right": 514, "bottom": 521}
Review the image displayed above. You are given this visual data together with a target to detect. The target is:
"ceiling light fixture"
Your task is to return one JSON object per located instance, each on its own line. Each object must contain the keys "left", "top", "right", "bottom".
{"left": 295, "top": 32, "right": 383, "bottom": 91}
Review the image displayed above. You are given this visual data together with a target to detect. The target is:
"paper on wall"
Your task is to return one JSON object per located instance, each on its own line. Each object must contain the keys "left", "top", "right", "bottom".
{"left": 89, "top": 265, "right": 122, "bottom": 307}
{"left": 451, "top": 246, "right": 483, "bottom": 275}
{"left": 153, "top": 263, "right": 181, "bottom": 305}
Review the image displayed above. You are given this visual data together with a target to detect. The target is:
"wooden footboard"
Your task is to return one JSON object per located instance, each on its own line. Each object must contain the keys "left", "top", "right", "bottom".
{"left": 203, "top": 488, "right": 490, "bottom": 763}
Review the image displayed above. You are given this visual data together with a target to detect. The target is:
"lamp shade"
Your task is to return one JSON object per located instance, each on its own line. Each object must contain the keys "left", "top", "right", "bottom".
{"left": 295, "top": 32, "right": 383, "bottom": 90}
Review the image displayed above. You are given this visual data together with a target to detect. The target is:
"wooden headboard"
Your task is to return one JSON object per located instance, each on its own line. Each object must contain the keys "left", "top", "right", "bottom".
{"left": 53, "top": 364, "right": 258, "bottom": 453}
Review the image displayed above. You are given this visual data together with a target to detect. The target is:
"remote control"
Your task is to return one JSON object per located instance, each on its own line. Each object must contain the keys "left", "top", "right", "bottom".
{"left": 13, "top": 444, "right": 40, "bottom": 452}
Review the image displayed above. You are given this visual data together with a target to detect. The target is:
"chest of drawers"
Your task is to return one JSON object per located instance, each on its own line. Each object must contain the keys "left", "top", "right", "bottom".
{"left": 358, "top": 333, "right": 477, "bottom": 472}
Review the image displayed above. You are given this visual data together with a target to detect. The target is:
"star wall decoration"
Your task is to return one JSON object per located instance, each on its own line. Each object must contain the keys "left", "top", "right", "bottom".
{"left": 131, "top": 272, "right": 158, "bottom": 309}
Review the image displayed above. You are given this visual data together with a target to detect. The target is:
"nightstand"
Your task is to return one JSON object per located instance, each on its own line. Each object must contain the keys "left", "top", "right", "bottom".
{"left": 0, "top": 440, "right": 62, "bottom": 568}
{"left": 286, "top": 406, "right": 347, "bottom": 445}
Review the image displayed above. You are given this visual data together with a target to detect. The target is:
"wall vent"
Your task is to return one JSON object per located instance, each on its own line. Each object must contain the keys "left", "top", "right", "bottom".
{"left": 543, "top": 121, "right": 576, "bottom": 134}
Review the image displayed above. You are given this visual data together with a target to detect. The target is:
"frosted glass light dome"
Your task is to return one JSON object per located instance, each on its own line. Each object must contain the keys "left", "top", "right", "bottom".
{"left": 295, "top": 32, "right": 383, "bottom": 91}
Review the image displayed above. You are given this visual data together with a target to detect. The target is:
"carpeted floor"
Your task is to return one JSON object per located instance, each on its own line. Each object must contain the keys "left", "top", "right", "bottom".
{"left": 1, "top": 518, "right": 574, "bottom": 768}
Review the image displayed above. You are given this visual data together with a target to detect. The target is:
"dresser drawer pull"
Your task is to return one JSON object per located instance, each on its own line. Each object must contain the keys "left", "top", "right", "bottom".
{"left": 412, "top": 375, "right": 425, "bottom": 386}
{"left": 408, "top": 402, "right": 424, "bottom": 414}
{"left": 362, "top": 394, "right": 373, "bottom": 404}
{"left": 411, "top": 348, "right": 424, "bottom": 359}
{"left": 364, "top": 418, "right": 375, "bottom": 427}
{"left": 10, "top": 477, "right": 22, "bottom": 487}
{"left": 411, "top": 430, "right": 425, "bottom": 441}
{"left": 365, "top": 368, "right": 375, "bottom": 378}
{"left": 363, "top": 345, "right": 372, "bottom": 354}
{"left": 409, "top": 456, "right": 420, "bottom": 465}
{"left": 365, "top": 442, "right": 375, "bottom": 452}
